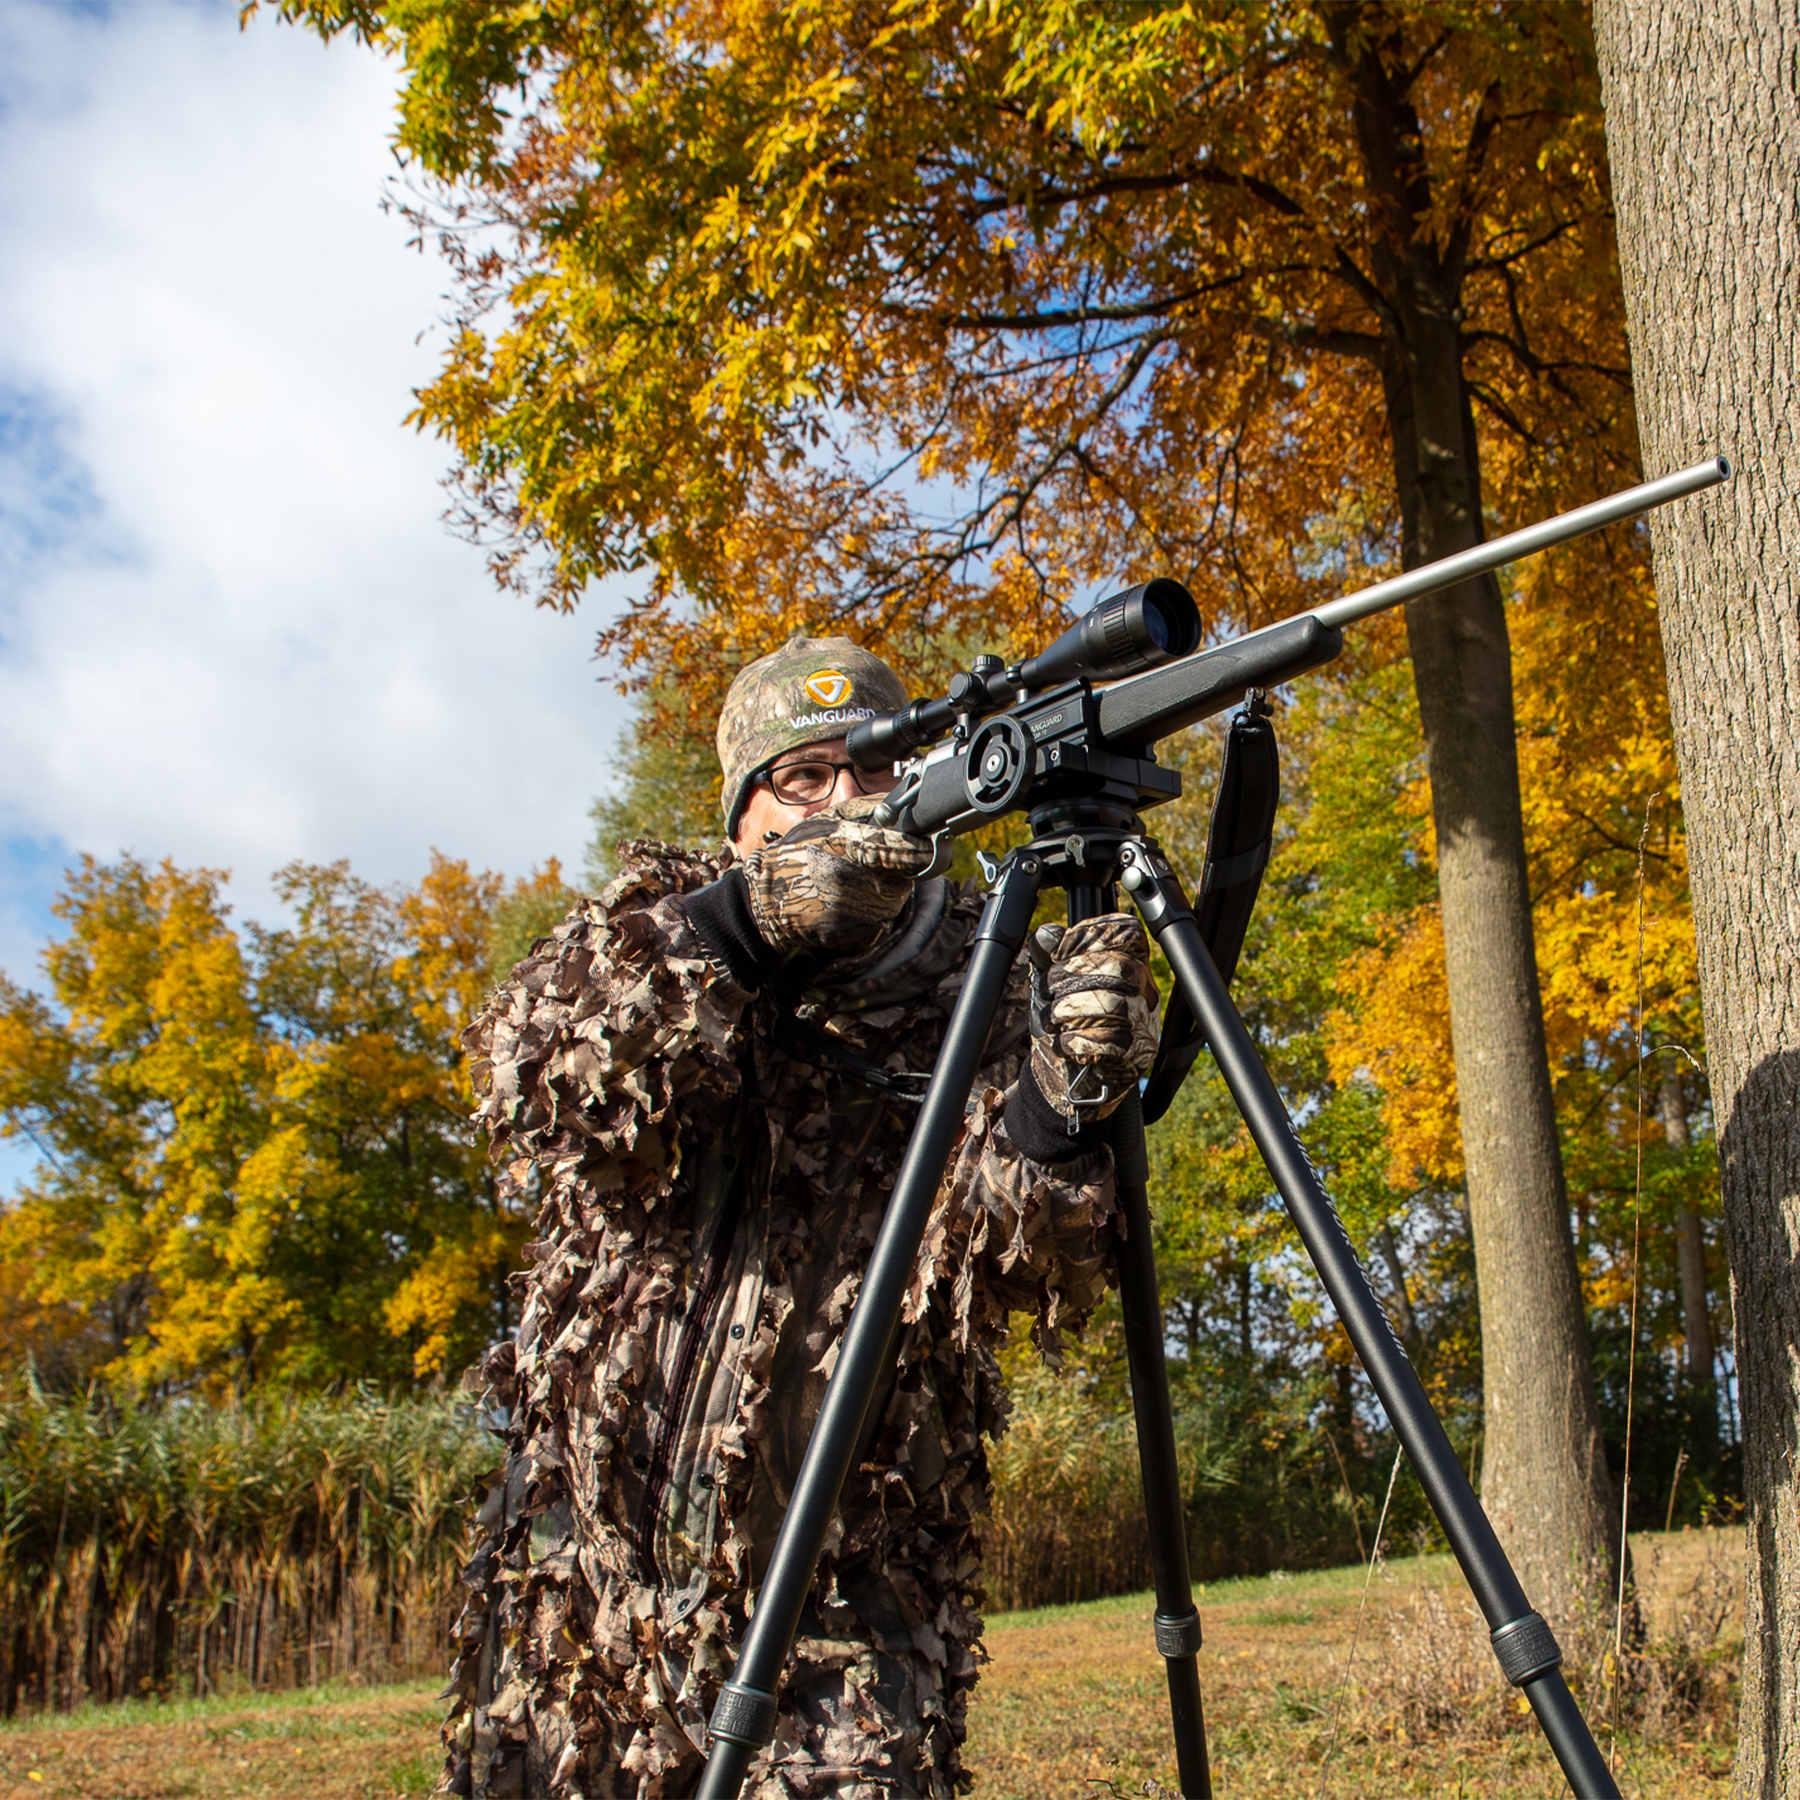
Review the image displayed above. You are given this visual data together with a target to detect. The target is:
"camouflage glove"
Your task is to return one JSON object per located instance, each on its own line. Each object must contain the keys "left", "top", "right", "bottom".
{"left": 743, "top": 797, "right": 933, "bottom": 961}
{"left": 1026, "top": 912, "right": 1160, "bottom": 1123}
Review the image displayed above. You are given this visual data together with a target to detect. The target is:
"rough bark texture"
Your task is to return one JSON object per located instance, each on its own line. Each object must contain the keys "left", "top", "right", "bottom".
{"left": 1593, "top": 5, "right": 1800, "bottom": 1791}
{"left": 1323, "top": 5, "right": 1622, "bottom": 1638}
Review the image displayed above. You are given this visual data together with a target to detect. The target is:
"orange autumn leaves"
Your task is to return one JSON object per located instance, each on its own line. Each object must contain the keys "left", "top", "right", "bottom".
{"left": 265, "top": 2, "right": 1627, "bottom": 739}
{"left": 1325, "top": 539, "right": 1697, "bottom": 1193}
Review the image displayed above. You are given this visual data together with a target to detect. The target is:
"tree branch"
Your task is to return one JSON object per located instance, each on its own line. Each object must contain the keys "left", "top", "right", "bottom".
{"left": 1446, "top": 80, "right": 1504, "bottom": 287}
{"left": 1466, "top": 217, "right": 1581, "bottom": 271}
{"left": 912, "top": 272, "right": 1249, "bottom": 332}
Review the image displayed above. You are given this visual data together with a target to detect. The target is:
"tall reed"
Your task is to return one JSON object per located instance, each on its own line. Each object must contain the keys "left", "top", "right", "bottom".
{"left": 4, "top": 1368, "right": 1419, "bottom": 1711}
{"left": 0, "top": 1385, "right": 491, "bottom": 1714}
{"left": 983, "top": 1365, "right": 1244, "bottom": 1611}
{"left": 982, "top": 1362, "right": 1400, "bottom": 1612}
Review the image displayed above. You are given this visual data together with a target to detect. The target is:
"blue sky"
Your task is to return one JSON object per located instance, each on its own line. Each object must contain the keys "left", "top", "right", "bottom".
{"left": 0, "top": 0, "right": 635, "bottom": 1192}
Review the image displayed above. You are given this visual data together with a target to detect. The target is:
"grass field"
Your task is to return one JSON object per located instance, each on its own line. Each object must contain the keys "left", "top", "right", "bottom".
{"left": 0, "top": 1531, "right": 1740, "bottom": 1799}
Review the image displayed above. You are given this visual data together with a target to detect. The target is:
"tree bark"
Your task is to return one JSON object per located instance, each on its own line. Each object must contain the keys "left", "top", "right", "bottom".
{"left": 1593, "top": 5, "right": 1800, "bottom": 1790}
{"left": 1659, "top": 1064, "right": 1718, "bottom": 1437}
{"left": 1323, "top": 5, "right": 1623, "bottom": 1640}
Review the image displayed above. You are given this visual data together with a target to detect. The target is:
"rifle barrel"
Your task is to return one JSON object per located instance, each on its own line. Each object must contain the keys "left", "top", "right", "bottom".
{"left": 1092, "top": 455, "right": 1729, "bottom": 758}
{"left": 1312, "top": 455, "right": 1730, "bottom": 630}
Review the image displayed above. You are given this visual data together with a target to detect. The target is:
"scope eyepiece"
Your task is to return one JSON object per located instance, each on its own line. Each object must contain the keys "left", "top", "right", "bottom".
{"left": 847, "top": 698, "right": 957, "bottom": 769}
{"left": 1012, "top": 579, "right": 1200, "bottom": 691}
{"left": 848, "top": 578, "right": 1199, "bottom": 775}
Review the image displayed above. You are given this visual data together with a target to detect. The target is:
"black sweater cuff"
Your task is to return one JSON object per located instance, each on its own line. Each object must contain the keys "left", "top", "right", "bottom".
{"left": 1004, "top": 1060, "right": 1106, "bottom": 1164}
{"left": 676, "top": 870, "right": 775, "bottom": 992}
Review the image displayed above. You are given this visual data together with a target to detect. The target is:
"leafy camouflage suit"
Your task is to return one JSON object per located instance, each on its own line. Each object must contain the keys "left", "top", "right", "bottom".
{"left": 443, "top": 639, "right": 1153, "bottom": 1797}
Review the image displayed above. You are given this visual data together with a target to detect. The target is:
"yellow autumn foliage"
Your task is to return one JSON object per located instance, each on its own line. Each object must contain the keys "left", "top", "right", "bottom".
{"left": 0, "top": 853, "right": 572, "bottom": 1392}
{"left": 1326, "top": 537, "right": 1702, "bottom": 1201}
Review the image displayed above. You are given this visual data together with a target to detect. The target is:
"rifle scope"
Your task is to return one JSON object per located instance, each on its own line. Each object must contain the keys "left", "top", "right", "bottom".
{"left": 847, "top": 578, "right": 1199, "bottom": 767}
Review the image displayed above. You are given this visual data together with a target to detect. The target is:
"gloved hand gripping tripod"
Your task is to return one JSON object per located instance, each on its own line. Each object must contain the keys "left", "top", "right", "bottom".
{"left": 696, "top": 456, "right": 1730, "bottom": 1800}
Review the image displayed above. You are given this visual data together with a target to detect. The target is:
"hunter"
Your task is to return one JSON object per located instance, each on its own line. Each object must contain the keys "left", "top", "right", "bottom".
{"left": 444, "top": 635, "right": 1158, "bottom": 1797}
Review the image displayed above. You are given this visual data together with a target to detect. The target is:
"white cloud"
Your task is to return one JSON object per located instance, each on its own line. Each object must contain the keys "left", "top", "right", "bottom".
{"left": 0, "top": 0, "right": 634, "bottom": 988}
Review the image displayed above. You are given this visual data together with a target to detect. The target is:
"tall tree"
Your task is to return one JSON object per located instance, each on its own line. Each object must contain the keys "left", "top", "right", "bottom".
{"left": 585, "top": 695, "right": 723, "bottom": 884}
{"left": 272, "top": 0, "right": 1630, "bottom": 1624}
{"left": 1306, "top": 7, "right": 1623, "bottom": 1629}
{"left": 0, "top": 854, "right": 558, "bottom": 1390}
{"left": 0, "top": 858, "right": 281, "bottom": 1390}
{"left": 1593, "top": 3, "right": 1800, "bottom": 1790}
{"left": 1326, "top": 529, "right": 1723, "bottom": 1485}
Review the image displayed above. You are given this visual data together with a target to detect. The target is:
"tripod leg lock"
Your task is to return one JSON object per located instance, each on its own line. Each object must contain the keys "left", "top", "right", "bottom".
{"left": 1152, "top": 1608, "right": 1204, "bottom": 1659}
{"left": 708, "top": 1680, "right": 779, "bottom": 1750}
{"left": 1117, "top": 841, "right": 1186, "bottom": 928}
{"left": 1490, "top": 1612, "right": 1563, "bottom": 1686}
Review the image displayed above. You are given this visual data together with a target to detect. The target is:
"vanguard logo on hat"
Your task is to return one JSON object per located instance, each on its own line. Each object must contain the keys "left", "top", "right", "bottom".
{"left": 717, "top": 635, "right": 909, "bottom": 832}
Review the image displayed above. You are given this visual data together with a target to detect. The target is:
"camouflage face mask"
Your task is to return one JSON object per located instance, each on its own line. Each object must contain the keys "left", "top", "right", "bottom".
{"left": 716, "top": 634, "right": 910, "bottom": 836}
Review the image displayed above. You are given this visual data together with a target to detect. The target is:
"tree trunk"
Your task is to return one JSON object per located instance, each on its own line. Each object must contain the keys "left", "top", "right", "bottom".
{"left": 1673, "top": 1209, "right": 1713, "bottom": 1386}
{"left": 1393, "top": 368, "right": 1622, "bottom": 1644}
{"left": 1324, "top": 5, "right": 1623, "bottom": 1641}
{"left": 1374, "top": 1222, "right": 1423, "bottom": 1360}
{"left": 1659, "top": 1064, "right": 1719, "bottom": 1467}
{"left": 1594, "top": 5, "right": 1800, "bottom": 1789}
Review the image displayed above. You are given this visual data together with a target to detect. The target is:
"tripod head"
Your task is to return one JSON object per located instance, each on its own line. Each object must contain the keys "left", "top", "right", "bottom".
{"left": 853, "top": 457, "right": 1730, "bottom": 853}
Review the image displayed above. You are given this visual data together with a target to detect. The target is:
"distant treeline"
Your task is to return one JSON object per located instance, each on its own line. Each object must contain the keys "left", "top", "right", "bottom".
{"left": 0, "top": 853, "right": 574, "bottom": 1394}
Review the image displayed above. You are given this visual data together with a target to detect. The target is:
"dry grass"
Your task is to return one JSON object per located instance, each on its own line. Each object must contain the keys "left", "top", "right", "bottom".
{"left": 0, "top": 1531, "right": 1742, "bottom": 1799}
{"left": 968, "top": 1528, "right": 1743, "bottom": 1798}
{"left": 1338, "top": 1531, "right": 1742, "bottom": 1767}
{"left": 0, "top": 1680, "right": 442, "bottom": 1800}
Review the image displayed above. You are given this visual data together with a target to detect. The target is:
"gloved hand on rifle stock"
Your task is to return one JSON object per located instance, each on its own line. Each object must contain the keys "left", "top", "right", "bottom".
{"left": 743, "top": 795, "right": 932, "bottom": 960}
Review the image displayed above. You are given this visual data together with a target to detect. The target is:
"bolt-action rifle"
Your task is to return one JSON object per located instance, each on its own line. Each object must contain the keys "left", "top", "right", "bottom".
{"left": 856, "top": 455, "right": 1731, "bottom": 844}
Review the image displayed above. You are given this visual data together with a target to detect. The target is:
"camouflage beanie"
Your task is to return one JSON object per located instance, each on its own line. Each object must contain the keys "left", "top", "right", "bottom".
{"left": 717, "top": 634, "right": 910, "bottom": 835}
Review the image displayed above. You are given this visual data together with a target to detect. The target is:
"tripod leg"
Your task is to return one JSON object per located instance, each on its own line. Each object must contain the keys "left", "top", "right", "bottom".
{"left": 1066, "top": 879, "right": 1211, "bottom": 1798}
{"left": 1116, "top": 839, "right": 1621, "bottom": 1800}
{"left": 1110, "top": 1088, "right": 1213, "bottom": 1800}
{"left": 697, "top": 849, "right": 1046, "bottom": 1800}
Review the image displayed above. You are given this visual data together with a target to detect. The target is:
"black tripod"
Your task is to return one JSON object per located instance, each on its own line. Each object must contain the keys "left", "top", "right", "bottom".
{"left": 699, "top": 796, "right": 1617, "bottom": 1800}
{"left": 694, "top": 459, "right": 1729, "bottom": 1798}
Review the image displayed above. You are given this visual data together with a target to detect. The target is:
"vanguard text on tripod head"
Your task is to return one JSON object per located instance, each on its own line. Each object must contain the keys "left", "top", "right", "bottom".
{"left": 699, "top": 454, "right": 1730, "bottom": 1800}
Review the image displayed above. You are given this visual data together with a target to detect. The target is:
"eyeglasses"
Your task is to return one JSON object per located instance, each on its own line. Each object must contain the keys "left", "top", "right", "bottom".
{"left": 756, "top": 756, "right": 897, "bottom": 805}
